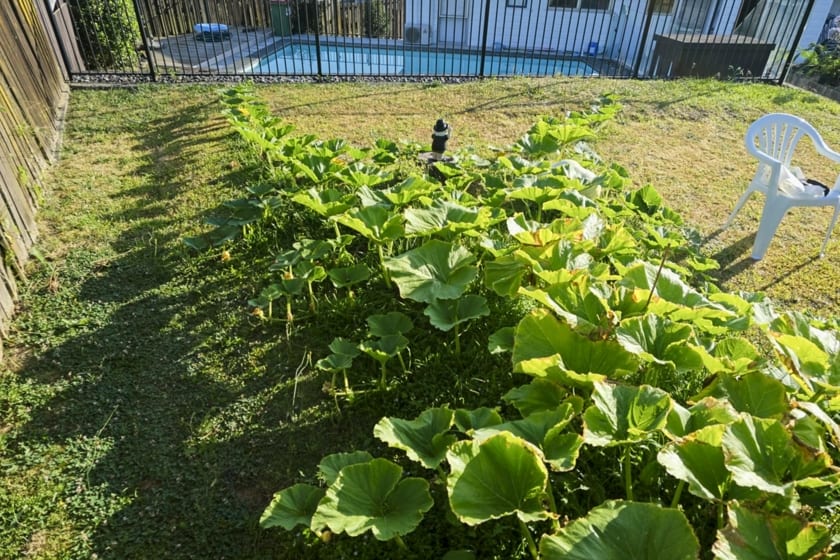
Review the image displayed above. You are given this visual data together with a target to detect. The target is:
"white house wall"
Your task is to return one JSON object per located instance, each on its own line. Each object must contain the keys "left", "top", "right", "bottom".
{"left": 480, "top": 4, "right": 614, "bottom": 54}
{"left": 403, "top": 0, "right": 823, "bottom": 76}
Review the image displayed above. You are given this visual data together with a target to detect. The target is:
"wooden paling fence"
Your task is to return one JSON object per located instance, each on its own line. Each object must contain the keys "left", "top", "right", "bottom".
{"left": 140, "top": 0, "right": 271, "bottom": 37}
{"left": 137, "top": 0, "right": 404, "bottom": 39}
{"left": 319, "top": 0, "right": 406, "bottom": 38}
{"left": 0, "top": 0, "right": 68, "bottom": 349}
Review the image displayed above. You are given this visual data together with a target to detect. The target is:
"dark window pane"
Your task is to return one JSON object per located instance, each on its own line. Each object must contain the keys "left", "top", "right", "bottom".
{"left": 581, "top": 0, "right": 611, "bottom": 9}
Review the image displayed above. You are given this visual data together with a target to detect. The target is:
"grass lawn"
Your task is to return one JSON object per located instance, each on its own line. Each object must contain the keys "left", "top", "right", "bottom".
{"left": 1, "top": 77, "right": 839, "bottom": 559}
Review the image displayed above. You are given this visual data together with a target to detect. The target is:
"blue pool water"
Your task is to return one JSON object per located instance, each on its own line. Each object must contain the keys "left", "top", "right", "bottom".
{"left": 251, "top": 43, "right": 597, "bottom": 76}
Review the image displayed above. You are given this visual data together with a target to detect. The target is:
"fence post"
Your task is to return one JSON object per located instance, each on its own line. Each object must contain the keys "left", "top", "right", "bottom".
{"left": 314, "top": 0, "right": 323, "bottom": 76}
{"left": 131, "top": 0, "right": 157, "bottom": 80}
{"left": 632, "top": 0, "right": 656, "bottom": 78}
{"left": 478, "top": 0, "right": 492, "bottom": 76}
{"left": 40, "top": 0, "right": 74, "bottom": 81}
{"left": 778, "top": 0, "right": 817, "bottom": 85}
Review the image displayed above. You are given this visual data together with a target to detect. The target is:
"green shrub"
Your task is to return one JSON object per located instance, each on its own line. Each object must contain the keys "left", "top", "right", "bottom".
{"left": 69, "top": 0, "right": 140, "bottom": 71}
{"left": 799, "top": 43, "right": 840, "bottom": 86}
{"left": 364, "top": 0, "right": 390, "bottom": 38}
{"left": 290, "top": 0, "right": 319, "bottom": 34}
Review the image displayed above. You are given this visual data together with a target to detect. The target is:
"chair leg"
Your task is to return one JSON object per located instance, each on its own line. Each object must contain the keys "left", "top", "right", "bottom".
{"left": 750, "top": 202, "right": 789, "bottom": 260}
{"left": 820, "top": 205, "right": 840, "bottom": 257}
{"left": 724, "top": 190, "right": 755, "bottom": 228}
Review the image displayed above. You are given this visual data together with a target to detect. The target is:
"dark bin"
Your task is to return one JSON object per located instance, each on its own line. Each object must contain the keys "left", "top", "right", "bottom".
{"left": 270, "top": 0, "right": 292, "bottom": 37}
{"left": 652, "top": 34, "right": 775, "bottom": 78}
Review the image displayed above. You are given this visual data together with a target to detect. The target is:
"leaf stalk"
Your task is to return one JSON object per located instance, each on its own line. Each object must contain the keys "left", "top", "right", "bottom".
{"left": 518, "top": 518, "right": 539, "bottom": 560}
{"left": 623, "top": 446, "right": 634, "bottom": 501}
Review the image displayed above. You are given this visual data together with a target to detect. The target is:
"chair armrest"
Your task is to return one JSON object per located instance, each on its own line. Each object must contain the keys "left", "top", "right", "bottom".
{"left": 808, "top": 133, "right": 840, "bottom": 163}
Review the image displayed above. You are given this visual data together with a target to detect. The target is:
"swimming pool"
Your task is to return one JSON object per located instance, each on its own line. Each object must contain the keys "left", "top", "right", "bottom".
{"left": 250, "top": 43, "right": 597, "bottom": 77}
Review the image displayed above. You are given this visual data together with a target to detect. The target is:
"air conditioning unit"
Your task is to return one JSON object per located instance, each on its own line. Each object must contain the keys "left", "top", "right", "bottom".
{"left": 404, "top": 24, "right": 432, "bottom": 46}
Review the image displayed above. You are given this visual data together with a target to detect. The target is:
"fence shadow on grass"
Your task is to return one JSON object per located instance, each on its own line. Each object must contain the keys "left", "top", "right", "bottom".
{"left": 4, "top": 89, "right": 455, "bottom": 558}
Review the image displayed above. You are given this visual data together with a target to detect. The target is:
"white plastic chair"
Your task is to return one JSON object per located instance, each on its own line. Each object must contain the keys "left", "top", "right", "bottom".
{"left": 724, "top": 113, "right": 840, "bottom": 260}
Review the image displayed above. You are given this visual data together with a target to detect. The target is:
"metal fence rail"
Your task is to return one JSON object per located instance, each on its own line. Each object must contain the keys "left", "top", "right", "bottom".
{"left": 48, "top": 0, "right": 816, "bottom": 83}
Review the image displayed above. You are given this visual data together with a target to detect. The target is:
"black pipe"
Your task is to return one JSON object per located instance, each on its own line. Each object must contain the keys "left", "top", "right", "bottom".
{"left": 131, "top": 0, "right": 157, "bottom": 80}
{"left": 314, "top": 0, "right": 323, "bottom": 76}
{"left": 779, "top": 0, "right": 817, "bottom": 84}
{"left": 633, "top": 0, "right": 656, "bottom": 77}
{"left": 478, "top": 0, "right": 492, "bottom": 76}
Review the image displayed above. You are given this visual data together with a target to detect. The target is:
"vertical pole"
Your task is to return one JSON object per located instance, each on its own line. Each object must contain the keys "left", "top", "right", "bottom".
{"left": 42, "top": 0, "right": 74, "bottom": 80}
{"left": 632, "top": 0, "right": 656, "bottom": 77}
{"left": 314, "top": 0, "right": 323, "bottom": 76}
{"left": 478, "top": 0, "right": 492, "bottom": 76}
{"left": 779, "top": 0, "right": 816, "bottom": 84}
{"left": 131, "top": 0, "right": 157, "bottom": 80}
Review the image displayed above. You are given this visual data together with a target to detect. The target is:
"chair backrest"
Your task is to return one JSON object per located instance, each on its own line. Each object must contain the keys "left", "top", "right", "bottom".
{"left": 744, "top": 113, "right": 820, "bottom": 168}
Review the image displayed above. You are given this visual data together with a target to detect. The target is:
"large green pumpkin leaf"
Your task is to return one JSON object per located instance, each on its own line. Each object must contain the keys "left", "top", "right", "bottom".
{"left": 616, "top": 314, "right": 704, "bottom": 372}
{"left": 518, "top": 278, "right": 612, "bottom": 336}
{"left": 367, "top": 311, "right": 413, "bottom": 337}
{"left": 327, "top": 264, "right": 371, "bottom": 288}
{"left": 722, "top": 416, "right": 798, "bottom": 496}
{"left": 385, "top": 241, "right": 478, "bottom": 303}
{"left": 359, "top": 334, "right": 408, "bottom": 363}
{"left": 488, "top": 326, "right": 515, "bottom": 354}
{"left": 512, "top": 309, "right": 638, "bottom": 378}
{"left": 542, "top": 430, "right": 584, "bottom": 472}
{"left": 334, "top": 205, "right": 404, "bottom": 243}
{"left": 770, "top": 333, "right": 830, "bottom": 383}
{"left": 384, "top": 176, "right": 441, "bottom": 206}
{"left": 667, "top": 397, "right": 740, "bottom": 437}
{"left": 318, "top": 451, "right": 375, "bottom": 486}
{"left": 454, "top": 407, "right": 503, "bottom": 433}
{"left": 583, "top": 382, "right": 672, "bottom": 446}
{"left": 484, "top": 254, "right": 529, "bottom": 297}
{"left": 473, "top": 406, "right": 582, "bottom": 471}
{"left": 620, "top": 260, "right": 729, "bottom": 318}
{"left": 315, "top": 337, "right": 361, "bottom": 371}
{"left": 446, "top": 432, "right": 550, "bottom": 525}
{"left": 712, "top": 504, "right": 832, "bottom": 560}
{"left": 424, "top": 295, "right": 490, "bottom": 332}
{"left": 311, "top": 458, "right": 433, "bottom": 541}
{"left": 291, "top": 187, "right": 353, "bottom": 217}
{"left": 713, "top": 337, "right": 762, "bottom": 372}
{"left": 261, "top": 483, "right": 326, "bottom": 530}
{"left": 658, "top": 426, "right": 731, "bottom": 501}
{"left": 540, "top": 500, "right": 699, "bottom": 559}
{"left": 692, "top": 372, "right": 788, "bottom": 419}
{"left": 374, "top": 408, "right": 456, "bottom": 469}
{"left": 503, "top": 378, "right": 568, "bottom": 416}
{"left": 404, "top": 200, "right": 502, "bottom": 237}
{"left": 475, "top": 406, "right": 576, "bottom": 446}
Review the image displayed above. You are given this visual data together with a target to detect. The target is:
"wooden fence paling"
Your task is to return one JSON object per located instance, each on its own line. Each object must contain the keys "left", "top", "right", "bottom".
{"left": 140, "top": 0, "right": 271, "bottom": 37}
{"left": 0, "top": 0, "right": 68, "bottom": 342}
{"left": 137, "top": 0, "right": 403, "bottom": 38}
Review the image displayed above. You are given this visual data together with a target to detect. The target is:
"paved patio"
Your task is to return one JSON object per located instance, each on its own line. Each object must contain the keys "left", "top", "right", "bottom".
{"left": 148, "top": 27, "right": 284, "bottom": 75}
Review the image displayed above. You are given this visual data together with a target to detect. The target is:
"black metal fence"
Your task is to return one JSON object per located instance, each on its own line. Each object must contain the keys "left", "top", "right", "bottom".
{"left": 45, "top": 0, "right": 816, "bottom": 83}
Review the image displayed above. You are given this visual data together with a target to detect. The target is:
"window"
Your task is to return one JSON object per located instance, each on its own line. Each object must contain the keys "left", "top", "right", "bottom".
{"left": 652, "top": 0, "right": 676, "bottom": 14}
{"left": 548, "top": 0, "right": 611, "bottom": 9}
